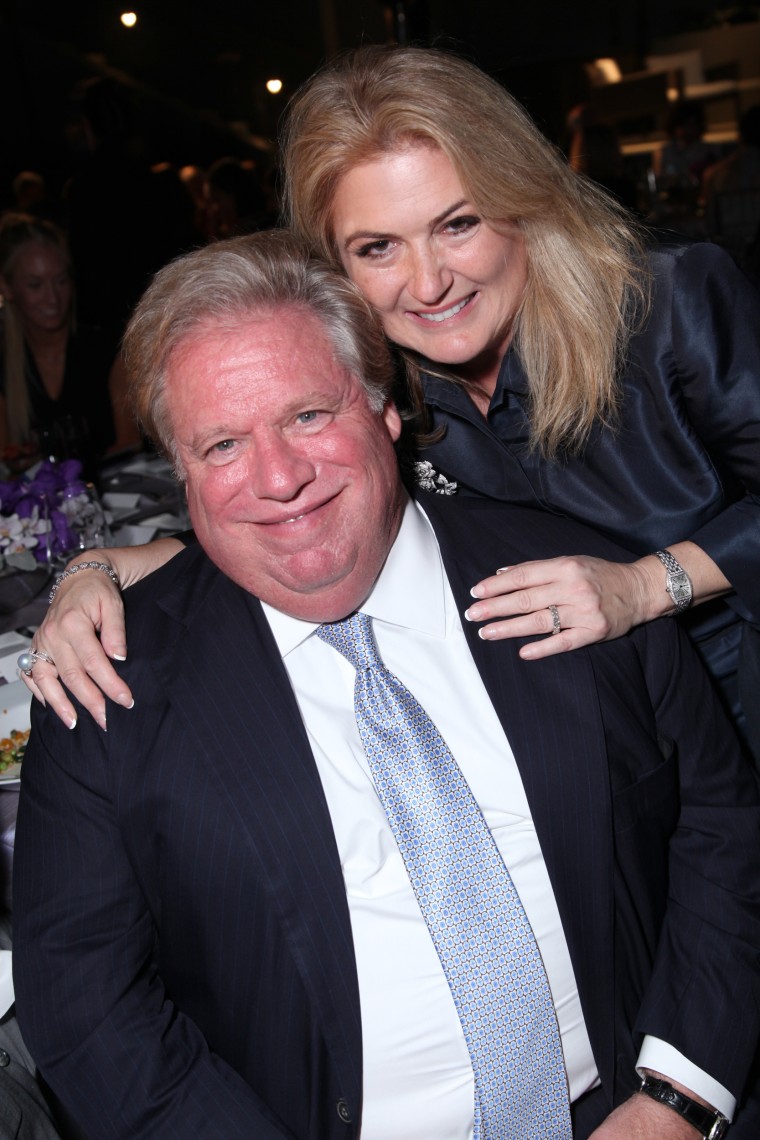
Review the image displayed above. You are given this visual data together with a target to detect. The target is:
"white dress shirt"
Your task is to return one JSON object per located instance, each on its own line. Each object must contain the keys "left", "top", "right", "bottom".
{"left": 0, "top": 951, "right": 12, "bottom": 1020}
{"left": 263, "top": 497, "right": 734, "bottom": 1131}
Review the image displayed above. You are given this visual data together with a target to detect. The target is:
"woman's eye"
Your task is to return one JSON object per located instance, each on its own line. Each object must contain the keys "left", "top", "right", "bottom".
{"left": 444, "top": 215, "right": 479, "bottom": 235}
{"left": 356, "top": 239, "right": 392, "bottom": 259}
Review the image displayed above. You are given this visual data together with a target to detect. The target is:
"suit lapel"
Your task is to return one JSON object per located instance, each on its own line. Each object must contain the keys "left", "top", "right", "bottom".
{"left": 423, "top": 492, "right": 618, "bottom": 1093}
{"left": 148, "top": 554, "right": 363, "bottom": 1115}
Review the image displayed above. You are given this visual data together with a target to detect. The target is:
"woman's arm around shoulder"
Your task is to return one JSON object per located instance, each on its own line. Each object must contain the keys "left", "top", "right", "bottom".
{"left": 22, "top": 537, "right": 184, "bottom": 730}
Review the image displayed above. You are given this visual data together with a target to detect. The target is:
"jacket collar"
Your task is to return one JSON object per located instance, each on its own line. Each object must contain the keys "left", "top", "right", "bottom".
{"left": 417, "top": 490, "right": 617, "bottom": 1090}
{"left": 145, "top": 548, "right": 364, "bottom": 1122}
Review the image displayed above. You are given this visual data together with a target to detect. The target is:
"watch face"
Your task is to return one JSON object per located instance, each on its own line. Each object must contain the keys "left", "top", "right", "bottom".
{"left": 668, "top": 570, "right": 692, "bottom": 605}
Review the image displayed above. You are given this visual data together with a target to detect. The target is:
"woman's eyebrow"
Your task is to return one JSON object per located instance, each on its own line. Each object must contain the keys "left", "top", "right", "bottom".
{"left": 342, "top": 199, "right": 472, "bottom": 247}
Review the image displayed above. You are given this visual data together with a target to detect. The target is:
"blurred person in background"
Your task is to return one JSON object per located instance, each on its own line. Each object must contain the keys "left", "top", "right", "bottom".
{"left": 566, "top": 104, "right": 637, "bottom": 212}
{"left": 65, "top": 77, "right": 199, "bottom": 344}
{"left": 704, "top": 104, "right": 760, "bottom": 280}
{"left": 0, "top": 214, "right": 139, "bottom": 470}
{"left": 205, "top": 157, "right": 274, "bottom": 239}
{"left": 5, "top": 173, "right": 46, "bottom": 219}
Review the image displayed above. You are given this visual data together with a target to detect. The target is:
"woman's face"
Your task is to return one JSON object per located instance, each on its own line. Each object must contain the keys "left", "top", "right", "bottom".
{"left": 331, "top": 145, "right": 527, "bottom": 390}
{"left": 1, "top": 242, "right": 72, "bottom": 337}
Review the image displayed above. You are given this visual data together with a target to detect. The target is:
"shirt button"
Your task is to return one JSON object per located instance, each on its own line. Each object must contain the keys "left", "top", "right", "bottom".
{"left": 0, "top": 1050, "right": 9, "bottom": 1068}
{"left": 336, "top": 1098, "right": 351, "bottom": 1124}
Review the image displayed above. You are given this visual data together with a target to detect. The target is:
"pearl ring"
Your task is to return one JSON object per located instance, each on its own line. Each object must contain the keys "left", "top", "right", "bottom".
{"left": 17, "top": 649, "right": 56, "bottom": 678}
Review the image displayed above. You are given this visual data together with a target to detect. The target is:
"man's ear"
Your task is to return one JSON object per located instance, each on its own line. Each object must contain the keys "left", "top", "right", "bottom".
{"left": 382, "top": 400, "right": 402, "bottom": 443}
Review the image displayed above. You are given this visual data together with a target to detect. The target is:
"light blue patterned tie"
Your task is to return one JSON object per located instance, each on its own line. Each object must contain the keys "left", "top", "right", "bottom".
{"left": 317, "top": 611, "right": 572, "bottom": 1139}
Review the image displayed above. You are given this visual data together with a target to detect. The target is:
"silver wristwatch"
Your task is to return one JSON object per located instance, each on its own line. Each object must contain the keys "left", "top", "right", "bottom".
{"left": 654, "top": 549, "right": 693, "bottom": 612}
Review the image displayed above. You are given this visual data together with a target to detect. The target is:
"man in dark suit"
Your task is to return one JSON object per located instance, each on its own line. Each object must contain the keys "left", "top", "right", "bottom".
{"left": 0, "top": 912, "right": 61, "bottom": 1140}
{"left": 13, "top": 232, "right": 760, "bottom": 1139}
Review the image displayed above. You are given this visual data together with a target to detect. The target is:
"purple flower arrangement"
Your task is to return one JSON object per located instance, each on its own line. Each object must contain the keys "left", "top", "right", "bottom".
{"left": 0, "top": 459, "right": 86, "bottom": 570}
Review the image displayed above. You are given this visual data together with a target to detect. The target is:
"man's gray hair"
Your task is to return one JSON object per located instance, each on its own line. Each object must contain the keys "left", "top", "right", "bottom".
{"left": 123, "top": 229, "right": 397, "bottom": 465}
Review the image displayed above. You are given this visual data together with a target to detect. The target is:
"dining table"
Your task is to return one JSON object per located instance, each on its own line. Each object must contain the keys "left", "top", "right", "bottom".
{"left": 0, "top": 448, "right": 189, "bottom": 901}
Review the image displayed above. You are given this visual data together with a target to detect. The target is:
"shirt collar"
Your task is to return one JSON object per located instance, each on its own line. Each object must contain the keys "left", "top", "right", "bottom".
{"left": 262, "top": 497, "right": 446, "bottom": 658}
{"left": 421, "top": 345, "right": 528, "bottom": 415}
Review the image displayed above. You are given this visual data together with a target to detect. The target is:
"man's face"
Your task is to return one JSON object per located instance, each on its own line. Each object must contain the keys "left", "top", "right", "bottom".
{"left": 165, "top": 305, "right": 405, "bottom": 621}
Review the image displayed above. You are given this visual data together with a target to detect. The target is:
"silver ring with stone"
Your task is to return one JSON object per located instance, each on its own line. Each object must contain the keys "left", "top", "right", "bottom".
{"left": 548, "top": 605, "right": 561, "bottom": 635}
{"left": 17, "top": 648, "right": 55, "bottom": 677}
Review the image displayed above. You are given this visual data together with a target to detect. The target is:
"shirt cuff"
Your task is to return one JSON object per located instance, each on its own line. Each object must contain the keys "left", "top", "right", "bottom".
{"left": 0, "top": 949, "right": 14, "bottom": 1019}
{"left": 637, "top": 1036, "right": 735, "bottom": 1121}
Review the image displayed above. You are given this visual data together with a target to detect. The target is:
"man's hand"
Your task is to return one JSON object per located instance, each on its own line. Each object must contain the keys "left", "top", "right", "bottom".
{"left": 589, "top": 1092, "right": 705, "bottom": 1138}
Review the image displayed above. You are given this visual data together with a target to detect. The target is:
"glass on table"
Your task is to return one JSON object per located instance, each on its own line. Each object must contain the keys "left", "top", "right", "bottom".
{"left": 58, "top": 481, "right": 113, "bottom": 554}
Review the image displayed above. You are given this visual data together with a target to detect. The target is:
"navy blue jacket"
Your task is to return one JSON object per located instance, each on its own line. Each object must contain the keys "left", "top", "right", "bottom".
{"left": 13, "top": 492, "right": 760, "bottom": 1138}
{"left": 419, "top": 242, "right": 760, "bottom": 754}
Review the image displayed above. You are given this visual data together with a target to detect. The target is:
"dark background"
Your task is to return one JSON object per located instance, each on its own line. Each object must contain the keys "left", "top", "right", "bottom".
{"left": 2, "top": 0, "right": 757, "bottom": 205}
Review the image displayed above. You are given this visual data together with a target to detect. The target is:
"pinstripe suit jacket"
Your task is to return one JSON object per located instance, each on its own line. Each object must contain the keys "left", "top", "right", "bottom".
{"left": 13, "top": 491, "right": 760, "bottom": 1139}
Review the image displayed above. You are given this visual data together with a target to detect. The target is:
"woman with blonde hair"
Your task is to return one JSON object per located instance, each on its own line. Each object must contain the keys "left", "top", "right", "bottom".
{"left": 281, "top": 44, "right": 646, "bottom": 458}
{"left": 23, "top": 45, "right": 760, "bottom": 763}
{"left": 0, "top": 214, "right": 137, "bottom": 469}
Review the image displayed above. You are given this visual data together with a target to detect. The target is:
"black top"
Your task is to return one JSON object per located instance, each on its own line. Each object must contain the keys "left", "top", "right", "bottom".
{"left": 417, "top": 241, "right": 760, "bottom": 749}
{"left": 1, "top": 325, "right": 116, "bottom": 473}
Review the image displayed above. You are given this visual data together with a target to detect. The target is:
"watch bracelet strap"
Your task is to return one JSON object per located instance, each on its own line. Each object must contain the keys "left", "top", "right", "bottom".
{"left": 638, "top": 1075, "right": 729, "bottom": 1138}
{"left": 654, "top": 548, "right": 685, "bottom": 576}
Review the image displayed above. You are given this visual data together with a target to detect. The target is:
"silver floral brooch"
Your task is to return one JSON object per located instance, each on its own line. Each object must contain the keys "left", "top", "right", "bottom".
{"left": 413, "top": 460, "right": 458, "bottom": 496}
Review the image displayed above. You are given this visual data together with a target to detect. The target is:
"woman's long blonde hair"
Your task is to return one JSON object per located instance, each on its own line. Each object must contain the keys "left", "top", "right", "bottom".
{"left": 281, "top": 45, "right": 649, "bottom": 456}
{"left": 0, "top": 214, "right": 74, "bottom": 446}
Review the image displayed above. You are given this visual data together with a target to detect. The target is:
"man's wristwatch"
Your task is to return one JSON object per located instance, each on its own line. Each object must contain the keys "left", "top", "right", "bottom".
{"left": 638, "top": 1075, "right": 730, "bottom": 1138}
{"left": 654, "top": 548, "right": 693, "bottom": 611}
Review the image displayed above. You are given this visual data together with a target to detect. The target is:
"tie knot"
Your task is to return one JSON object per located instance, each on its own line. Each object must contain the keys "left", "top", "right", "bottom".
{"left": 316, "top": 611, "right": 380, "bottom": 672}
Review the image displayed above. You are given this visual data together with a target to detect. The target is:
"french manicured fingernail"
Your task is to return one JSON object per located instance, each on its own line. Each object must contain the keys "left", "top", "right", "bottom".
{"left": 465, "top": 605, "right": 483, "bottom": 621}
{"left": 117, "top": 694, "right": 135, "bottom": 709}
{"left": 112, "top": 652, "right": 127, "bottom": 662}
{"left": 495, "top": 566, "right": 510, "bottom": 575}
{"left": 67, "top": 715, "right": 77, "bottom": 730}
{"left": 470, "top": 585, "right": 485, "bottom": 599}
{"left": 478, "top": 626, "right": 497, "bottom": 640}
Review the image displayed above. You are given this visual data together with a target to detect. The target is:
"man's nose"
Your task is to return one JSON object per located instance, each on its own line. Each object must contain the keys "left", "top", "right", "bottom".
{"left": 248, "top": 434, "right": 316, "bottom": 501}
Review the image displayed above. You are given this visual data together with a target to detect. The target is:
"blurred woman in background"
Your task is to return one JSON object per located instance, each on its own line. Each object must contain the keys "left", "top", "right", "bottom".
{"left": 0, "top": 214, "right": 138, "bottom": 470}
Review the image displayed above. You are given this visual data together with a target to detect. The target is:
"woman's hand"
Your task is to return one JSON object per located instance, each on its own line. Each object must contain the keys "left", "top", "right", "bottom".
{"left": 466, "top": 554, "right": 661, "bottom": 660}
{"left": 20, "top": 537, "right": 184, "bottom": 729}
{"left": 21, "top": 563, "right": 130, "bottom": 731}
{"left": 466, "top": 543, "right": 732, "bottom": 660}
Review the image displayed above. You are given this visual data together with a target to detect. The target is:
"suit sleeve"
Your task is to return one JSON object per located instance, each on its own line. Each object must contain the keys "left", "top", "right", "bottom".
{"left": 669, "top": 243, "right": 760, "bottom": 615}
{"left": 633, "top": 616, "right": 760, "bottom": 1104}
{"left": 12, "top": 702, "right": 297, "bottom": 1140}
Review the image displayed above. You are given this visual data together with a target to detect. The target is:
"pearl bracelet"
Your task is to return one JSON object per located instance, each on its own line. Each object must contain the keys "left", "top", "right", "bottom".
{"left": 49, "top": 560, "right": 121, "bottom": 603}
